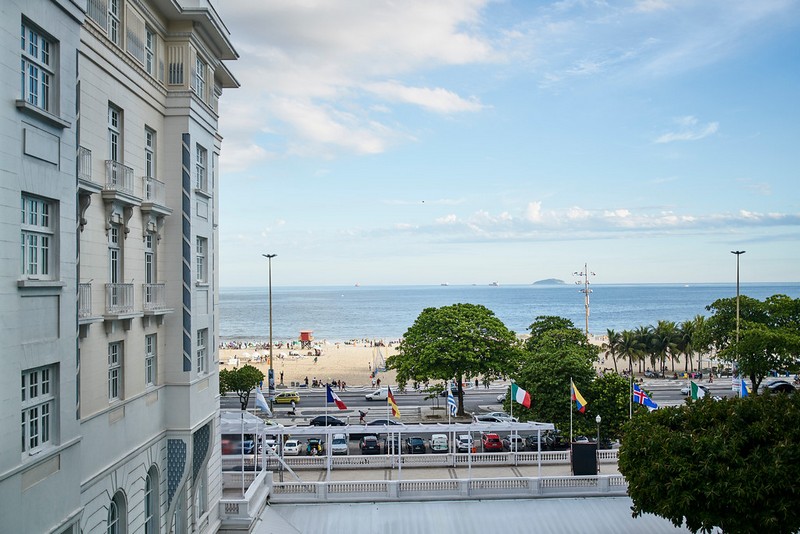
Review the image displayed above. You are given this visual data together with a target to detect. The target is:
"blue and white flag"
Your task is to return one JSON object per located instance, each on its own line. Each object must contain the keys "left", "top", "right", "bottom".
{"left": 255, "top": 387, "right": 272, "bottom": 416}
{"left": 741, "top": 379, "right": 750, "bottom": 398}
{"left": 633, "top": 383, "right": 659, "bottom": 411}
{"left": 447, "top": 388, "right": 457, "bottom": 416}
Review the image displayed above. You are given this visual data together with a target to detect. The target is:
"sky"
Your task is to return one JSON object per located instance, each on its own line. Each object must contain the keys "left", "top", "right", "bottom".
{"left": 213, "top": 0, "right": 800, "bottom": 288}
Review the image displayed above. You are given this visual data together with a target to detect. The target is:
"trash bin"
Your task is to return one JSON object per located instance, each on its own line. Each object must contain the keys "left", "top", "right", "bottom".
{"left": 571, "top": 442, "right": 598, "bottom": 475}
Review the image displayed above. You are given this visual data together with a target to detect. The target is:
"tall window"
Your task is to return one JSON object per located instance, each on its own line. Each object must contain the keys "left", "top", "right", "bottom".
{"left": 144, "top": 467, "right": 159, "bottom": 534}
{"left": 195, "top": 237, "right": 207, "bottom": 283}
{"left": 145, "top": 127, "right": 155, "bottom": 178}
{"left": 20, "top": 195, "right": 54, "bottom": 279}
{"left": 195, "top": 468, "right": 207, "bottom": 520}
{"left": 108, "top": 491, "right": 126, "bottom": 534}
{"left": 107, "top": 0, "right": 120, "bottom": 46}
{"left": 196, "top": 329, "right": 207, "bottom": 374}
{"left": 192, "top": 56, "right": 206, "bottom": 100}
{"left": 21, "top": 366, "right": 56, "bottom": 453}
{"left": 20, "top": 21, "right": 54, "bottom": 112}
{"left": 108, "top": 342, "right": 122, "bottom": 401}
{"left": 109, "top": 224, "right": 121, "bottom": 283}
{"left": 145, "top": 334, "right": 156, "bottom": 387}
{"left": 108, "top": 106, "right": 121, "bottom": 162}
{"left": 194, "top": 144, "right": 207, "bottom": 192}
{"left": 145, "top": 27, "right": 156, "bottom": 77}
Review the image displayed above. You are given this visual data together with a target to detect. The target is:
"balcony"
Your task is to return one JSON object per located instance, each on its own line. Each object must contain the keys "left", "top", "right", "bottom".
{"left": 141, "top": 176, "right": 172, "bottom": 218}
{"left": 143, "top": 283, "right": 172, "bottom": 316}
{"left": 104, "top": 283, "right": 141, "bottom": 321}
{"left": 101, "top": 160, "right": 141, "bottom": 206}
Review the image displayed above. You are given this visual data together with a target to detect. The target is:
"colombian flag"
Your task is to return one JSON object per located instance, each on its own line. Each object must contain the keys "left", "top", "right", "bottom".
{"left": 571, "top": 380, "right": 587, "bottom": 413}
{"left": 387, "top": 386, "right": 401, "bottom": 418}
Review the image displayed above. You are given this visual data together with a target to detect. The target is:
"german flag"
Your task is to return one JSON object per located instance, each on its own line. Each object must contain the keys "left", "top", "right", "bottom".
{"left": 387, "top": 386, "right": 401, "bottom": 418}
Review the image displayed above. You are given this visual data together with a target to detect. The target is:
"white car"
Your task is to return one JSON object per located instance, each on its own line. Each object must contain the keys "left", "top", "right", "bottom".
{"left": 365, "top": 387, "right": 389, "bottom": 401}
{"left": 483, "top": 411, "right": 518, "bottom": 422}
{"left": 496, "top": 392, "right": 507, "bottom": 403}
{"left": 456, "top": 435, "right": 473, "bottom": 453}
{"left": 331, "top": 433, "right": 349, "bottom": 455}
{"left": 430, "top": 434, "right": 449, "bottom": 453}
{"left": 283, "top": 439, "right": 301, "bottom": 456}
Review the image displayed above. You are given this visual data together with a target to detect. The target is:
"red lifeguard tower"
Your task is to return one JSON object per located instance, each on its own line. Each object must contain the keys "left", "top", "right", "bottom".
{"left": 299, "top": 330, "right": 314, "bottom": 349}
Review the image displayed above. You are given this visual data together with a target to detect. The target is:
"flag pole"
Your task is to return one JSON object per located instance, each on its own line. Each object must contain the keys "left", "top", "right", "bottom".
{"left": 629, "top": 373, "right": 633, "bottom": 419}
{"left": 569, "top": 379, "right": 574, "bottom": 444}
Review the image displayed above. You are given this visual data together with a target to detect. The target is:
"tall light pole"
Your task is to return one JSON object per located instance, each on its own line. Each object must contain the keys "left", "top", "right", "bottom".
{"left": 731, "top": 251, "right": 745, "bottom": 380}
{"left": 574, "top": 264, "right": 595, "bottom": 338}
{"left": 263, "top": 253, "right": 277, "bottom": 411}
{"left": 595, "top": 414, "right": 602, "bottom": 473}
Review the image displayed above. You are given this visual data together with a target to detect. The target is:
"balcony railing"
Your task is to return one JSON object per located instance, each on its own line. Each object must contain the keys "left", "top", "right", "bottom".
{"left": 79, "top": 282, "right": 93, "bottom": 318}
{"left": 143, "top": 283, "right": 167, "bottom": 311}
{"left": 78, "top": 146, "right": 93, "bottom": 182}
{"left": 104, "top": 160, "right": 135, "bottom": 196}
{"left": 105, "top": 283, "right": 134, "bottom": 315}
{"left": 143, "top": 176, "right": 166, "bottom": 206}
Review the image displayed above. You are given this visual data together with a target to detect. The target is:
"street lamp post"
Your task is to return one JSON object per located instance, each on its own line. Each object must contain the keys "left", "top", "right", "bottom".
{"left": 731, "top": 251, "right": 745, "bottom": 378}
{"left": 595, "top": 414, "right": 602, "bottom": 473}
{"left": 263, "top": 253, "right": 277, "bottom": 411}
{"left": 573, "top": 264, "right": 596, "bottom": 339}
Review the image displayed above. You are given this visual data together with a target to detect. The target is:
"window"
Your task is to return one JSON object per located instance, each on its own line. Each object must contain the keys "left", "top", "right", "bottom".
{"left": 145, "top": 28, "right": 156, "bottom": 77}
{"left": 108, "top": 106, "right": 121, "bottom": 163}
{"left": 21, "top": 366, "right": 56, "bottom": 453}
{"left": 145, "top": 334, "right": 156, "bottom": 387}
{"left": 20, "top": 22, "right": 54, "bottom": 112}
{"left": 196, "top": 329, "right": 207, "bottom": 374}
{"left": 107, "top": 0, "right": 121, "bottom": 46}
{"left": 20, "top": 195, "right": 54, "bottom": 279}
{"left": 109, "top": 223, "right": 121, "bottom": 284}
{"left": 195, "top": 237, "right": 207, "bottom": 284}
{"left": 108, "top": 491, "right": 126, "bottom": 534}
{"left": 195, "top": 468, "right": 207, "bottom": 520}
{"left": 108, "top": 342, "right": 122, "bottom": 401}
{"left": 145, "top": 128, "right": 155, "bottom": 178}
{"left": 192, "top": 55, "right": 206, "bottom": 100}
{"left": 194, "top": 144, "right": 207, "bottom": 192}
{"left": 144, "top": 467, "right": 159, "bottom": 534}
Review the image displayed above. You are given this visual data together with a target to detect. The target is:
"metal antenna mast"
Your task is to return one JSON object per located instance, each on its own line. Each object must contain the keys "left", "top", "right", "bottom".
{"left": 573, "top": 263, "right": 595, "bottom": 338}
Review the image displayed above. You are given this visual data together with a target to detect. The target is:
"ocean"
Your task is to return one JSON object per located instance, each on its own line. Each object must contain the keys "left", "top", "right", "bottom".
{"left": 219, "top": 283, "right": 799, "bottom": 343}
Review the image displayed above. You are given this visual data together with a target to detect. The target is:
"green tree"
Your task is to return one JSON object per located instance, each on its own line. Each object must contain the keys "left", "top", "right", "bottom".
{"left": 619, "top": 394, "right": 800, "bottom": 533}
{"left": 653, "top": 320, "right": 678, "bottom": 374}
{"left": 219, "top": 364, "right": 265, "bottom": 411}
{"left": 602, "top": 329, "right": 622, "bottom": 373}
{"left": 617, "top": 329, "right": 642, "bottom": 376}
{"left": 387, "top": 303, "right": 518, "bottom": 416}
{"left": 587, "top": 372, "right": 630, "bottom": 442}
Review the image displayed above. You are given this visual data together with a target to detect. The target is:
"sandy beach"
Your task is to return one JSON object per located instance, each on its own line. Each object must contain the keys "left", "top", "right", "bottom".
{"left": 218, "top": 341, "right": 398, "bottom": 389}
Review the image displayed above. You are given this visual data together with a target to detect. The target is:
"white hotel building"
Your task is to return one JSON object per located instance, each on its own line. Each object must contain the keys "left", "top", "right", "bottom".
{"left": 0, "top": 0, "right": 238, "bottom": 532}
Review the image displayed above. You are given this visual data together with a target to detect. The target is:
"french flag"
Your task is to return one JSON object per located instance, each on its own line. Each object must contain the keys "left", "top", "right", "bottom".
{"left": 326, "top": 384, "right": 348, "bottom": 410}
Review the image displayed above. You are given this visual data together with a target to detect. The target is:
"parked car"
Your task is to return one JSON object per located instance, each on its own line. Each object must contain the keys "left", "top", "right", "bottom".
{"left": 306, "top": 438, "right": 324, "bottom": 455}
{"left": 283, "top": 440, "right": 301, "bottom": 456}
{"left": 762, "top": 380, "right": 796, "bottom": 394}
{"left": 274, "top": 391, "right": 300, "bottom": 404}
{"left": 456, "top": 434, "right": 474, "bottom": 453}
{"left": 384, "top": 434, "right": 401, "bottom": 455}
{"left": 309, "top": 415, "right": 346, "bottom": 426}
{"left": 481, "top": 433, "right": 503, "bottom": 452}
{"left": 483, "top": 411, "right": 518, "bottom": 422}
{"left": 331, "top": 433, "right": 349, "bottom": 455}
{"left": 429, "top": 434, "right": 449, "bottom": 453}
{"left": 365, "top": 387, "right": 389, "bottom": 401}
{"left": 502, "top": 435, "right": 526, "bottom": 452}
{"left": 405, "top": 436, "right": 426, "bottom": 454}
{"left": 360, "top": 435, "right": 381, "bottom": 454}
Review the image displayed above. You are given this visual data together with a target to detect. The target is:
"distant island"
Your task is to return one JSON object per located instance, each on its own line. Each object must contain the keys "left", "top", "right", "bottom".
{"left": 533, "top": 278, "right": 566, "bottom": 285}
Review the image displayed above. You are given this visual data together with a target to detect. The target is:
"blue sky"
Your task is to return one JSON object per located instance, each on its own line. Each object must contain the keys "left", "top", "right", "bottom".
{"left": 214, "top": 0, "right": 800, "bottom": 287}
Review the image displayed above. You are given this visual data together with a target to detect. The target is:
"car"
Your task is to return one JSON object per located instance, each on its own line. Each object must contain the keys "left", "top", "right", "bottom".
{"left": 309, "top": 415, "right": 346, "bottom": 426}
{"left": 483, "top": 411, "right": 518, "bottom": 422}
{"left": 429, "top": 434, "right": 449, "bottom": 453}
{"left": 331, "top": 433, "right": 349, "bottom": 455}
{"left": 456, "top": 434, "right": 474, "bottom": 453}
{"left": 306, "top": 438, "right": 324, "bottom": 455}
{"left": 405, "top": 436, "right": 426, "bottom": 454}
{"left": 481, "top": 433, "right": 503, "bottom": 452}
{"left": 365, "top": 387, "right": 389, "bottom": 401}
{"left": 680, "top": 384, "right": 710, "bottom": 396}
{"left": 502, "top": 435, "right": 526, "bottom": 452}
{"left": 496, "top": 392, "right": 507, "bottom": 403}
{"left": 360, "top": 435, "right": 381, "bottom": 454}
{"left": 762, "top": 380, "right": 795, "bottom": 394}
{"left": 384, "top": 434, "right": 402, "bottom": 454}
{"left": 439, "top": 384, "right": 460, "bottom": 397}
{"left": 644, "top": 370, "right": 664, "bottom": 378}
{"left": 473, "top": 415, "right": 508, "bottom": 423}
{"left": 274, "top": 391, "right": 300, "bottom": 404}
{"left": 349, "top": 419, "right": 405, "bottom": 439}
{"left": 283, "top": 439, "right": 301, "bottom": 456}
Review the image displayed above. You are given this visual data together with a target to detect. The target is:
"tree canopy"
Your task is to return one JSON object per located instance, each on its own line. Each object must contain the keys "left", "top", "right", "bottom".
{"left": 220, "top": 364, "right": 265, "bottom": 411}
{"left": 387, "top": 303, "right": 518, "bottom": 416}
{"left": 619, "top": 394, "right": 800, "bottom": 533}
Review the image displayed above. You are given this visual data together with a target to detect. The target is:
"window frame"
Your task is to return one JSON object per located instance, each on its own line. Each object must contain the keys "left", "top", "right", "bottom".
{"left": 107, "top": 0, "right": 121, "bottom": 46}
{"left": 144, "top": 127, "right": 155, "bottom": 179}
{"left": 196, "top": 329, "right": 207, "bottom": 374}
{"left": 195, "top": 236, "right": 207, "bottom": 284}
{"left": 145, "top": 27, "right": 156, "bottom": 77}
{"left": 194, "top": 144, "right": 207, "bottom": 192}
{"left": 20, "top": 21, "right": 55, "bottom": 113}
{"left": 20, "top": 194, "right": 55, "bottom": 280}
{"left": 21, "top": 365, "right": 56, "bottom": 454}
{"left": 108, "top": 342, "right": 123, "bottom": 401}
{"left": 144, "top": 467, "right": 158, "bottom": 534}
{"left": 192, "top": 55, "right": 206, "bottom": 101}
{"left": 145, "top": 333, "right": 156, "bottom": 387}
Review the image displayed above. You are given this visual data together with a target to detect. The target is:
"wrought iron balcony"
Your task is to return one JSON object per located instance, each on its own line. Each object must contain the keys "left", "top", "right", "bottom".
{"left": 143, "top": 283, "right": 169, "bottom": 313}
{"left": 105, "top": 283, "right": 135, "bottom": 315}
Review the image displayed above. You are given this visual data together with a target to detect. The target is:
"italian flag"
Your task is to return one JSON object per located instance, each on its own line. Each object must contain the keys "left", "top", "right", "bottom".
{"left": 511, "top": 383, "right": 531, "bottom": 408}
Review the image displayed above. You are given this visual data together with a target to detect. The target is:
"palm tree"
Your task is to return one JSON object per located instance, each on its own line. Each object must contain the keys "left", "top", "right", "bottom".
{"left": 653, "top": 320, "right": 679, "bottom": 374}
{"left": 618, "top": 330, "right": 640, "bottom": 377}
{"left": 602, "top": 329, "right": 622, "bottom": 373}
{"left": 634, "top": 325, "right": 656, "bottom": 373}
{"left": 677, "top": 319, "right": 696, "bottom": 373}
{"left": 690, "top": 315, "right": 710, "bottom": 372}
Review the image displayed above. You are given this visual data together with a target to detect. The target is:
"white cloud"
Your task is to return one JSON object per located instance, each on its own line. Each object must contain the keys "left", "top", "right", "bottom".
{"left": 655, "top": 116, "right": 719, "bottom": 143}
{"left": 366, "top": 81, "right": 485, "bottom": 114}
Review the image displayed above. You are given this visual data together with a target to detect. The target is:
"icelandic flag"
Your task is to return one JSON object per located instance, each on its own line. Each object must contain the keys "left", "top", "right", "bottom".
{"left": 255, "top": 387, "right": 272, "bottom": 416}
{"left": 326, "top": 384, "right": 348, "bottom": 410}
{"left": 571, "top": 380, "right": 587, "bottom": 413}
{"left": 741, "top": 379, "right": 750, "bottom": 397}
{"left": 447, "top": 388, "right": 457, "bottom": 416}
{"left": 633, "top": 383, "right": 659, "bottom": 411}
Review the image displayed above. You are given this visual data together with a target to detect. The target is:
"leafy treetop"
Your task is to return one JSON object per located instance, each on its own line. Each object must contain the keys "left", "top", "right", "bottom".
{"left": 220, "top": 364, "right": 265, "bottom": 411}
